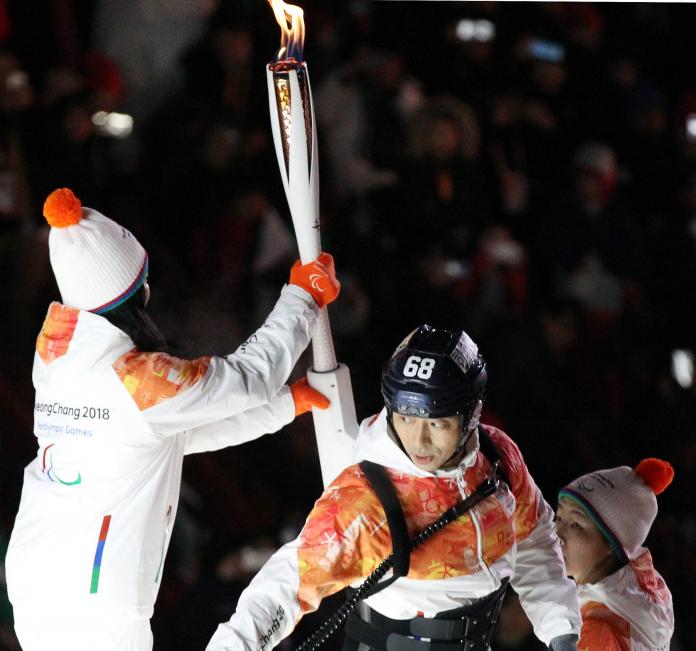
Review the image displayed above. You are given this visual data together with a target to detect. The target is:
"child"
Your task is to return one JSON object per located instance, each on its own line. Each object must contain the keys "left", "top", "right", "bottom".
{"left": 556, "top": 458, "right": 675, "bottom": 650}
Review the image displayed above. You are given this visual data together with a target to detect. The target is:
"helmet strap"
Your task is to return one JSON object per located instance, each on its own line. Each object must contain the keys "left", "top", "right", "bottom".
{"left": 444, "top": 400, "right": 483, "bottom": 467}
{"left": 385, "top": 409, "right": 412, "bottom": 461}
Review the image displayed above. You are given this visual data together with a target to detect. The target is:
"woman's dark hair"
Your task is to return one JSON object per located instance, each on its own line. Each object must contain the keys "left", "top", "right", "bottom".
{"left": 101, "top": 286, "right": 168, "bottom": 352}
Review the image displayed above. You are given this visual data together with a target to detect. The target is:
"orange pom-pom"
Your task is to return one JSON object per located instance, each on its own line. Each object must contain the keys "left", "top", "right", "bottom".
{"left": 43, "top": 188, "right": 82, "bottom": 228}
{"left": 634, "top": 458, "right": 674, "bottom": 495}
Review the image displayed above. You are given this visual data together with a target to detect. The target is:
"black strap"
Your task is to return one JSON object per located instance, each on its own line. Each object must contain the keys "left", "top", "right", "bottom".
{"left": 297, "top": 463, "right": 501, "bottom": 651}
{"left": 359, "top": 460, "right": 411, "bottom": 579}
{"left": 345, "top": 579, "right": 510, "bottom": 651}
{"left": 477, "top": 426, "right": 510, "bottom": 488}
{"left": 346, "top": 616, "right": 477, "bottom": 651}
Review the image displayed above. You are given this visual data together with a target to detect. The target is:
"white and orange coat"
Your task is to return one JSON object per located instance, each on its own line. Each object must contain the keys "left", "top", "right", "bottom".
{"left": 6, "top": 285, "right": 318, "bottom": 624}
{"left": 577, "top": 549, "right": 673, "bottom": 651}
{"left": 207, "top": 409, "right": 581, "bottom": 650}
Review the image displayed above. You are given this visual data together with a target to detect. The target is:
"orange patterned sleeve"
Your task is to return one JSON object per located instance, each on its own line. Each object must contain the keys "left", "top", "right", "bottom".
{"left": 296, "top": 466, "right": 392, "bottom": 614}
{"left": 579, "top": 602, "right": 630, "bottom": 651}
{"left": 113, "top": 350, "right": 211, "bottom": 411}
{"left": 36, "top": 303, "right": 79, "bottom": 364}
{"left": 487, "top": 427, "right": 541, "bottom": 542}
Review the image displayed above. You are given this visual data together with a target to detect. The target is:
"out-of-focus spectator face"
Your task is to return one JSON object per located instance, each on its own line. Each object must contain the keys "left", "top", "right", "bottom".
{"left": 542, "top": 305, "right": 579, "bottom": 357}
{"left": 515, "top": 35, "right": 567, "bottom": 95}
{"left": 575, "top": 169, "right": 607, "bottom": 207}
{"left": 492, "top": 92, "right": 523, "bottom": 127}
{"left": 229, "top": 190, "right": 268, "bottom": 225}
{"left": 41, "top": 67, "right": 86, "bottom": 107}
{"left": 462, "top": 40, "right": 494, "bottom": 64}
{"left": 61, "top": 99, "right": 94, "bottom": 143}
{"left": 0, "top": 53, "right": 33, "bottom": 112}
{"left": 353, "top": 47, "right": 404, "bottom": 92}
{"left": 375, "top": 54, "right": 404, "bottom": 92}
{"left": 430, "top": 116, "right": 462, "bottom": 162}
{"left": 609, "top": 57, "right": 638, "bottom": 92}
{"left": 201, "top": 124, "right": 239, "bottom": 171}
{"left": 214, "top": 27, "right": 253, "bottom": 66}
{"left": 635, "top": 106, "right": 667, "bottom": 137}
{"left": 480, "top": 226, "right": 526, "bottom": 268}
{"left": 530, "top": 59, "right": 566, "bottom": 95}
{"left": 629, "top": 87, "right": 668, "bottom": 138}
{"left": 82, "top": 52, "right": 125, "bottom": 113}
{"left": 412, "top": 98, "right": 480, "bottom": 162}
{"left": 567, "top": 4, "right": 604, "bottom": 50}
{"left": 573, "top": 143, "right": 618, "bottom": 208}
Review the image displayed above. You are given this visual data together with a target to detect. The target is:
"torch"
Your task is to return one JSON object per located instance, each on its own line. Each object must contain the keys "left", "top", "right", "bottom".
{"left": 266, "top": 0, "right": 358, "bottom": 487}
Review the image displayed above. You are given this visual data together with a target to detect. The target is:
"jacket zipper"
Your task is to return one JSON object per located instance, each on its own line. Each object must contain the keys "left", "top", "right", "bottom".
{"left": 456, "top": 467, "right": 496, "bottom": 586}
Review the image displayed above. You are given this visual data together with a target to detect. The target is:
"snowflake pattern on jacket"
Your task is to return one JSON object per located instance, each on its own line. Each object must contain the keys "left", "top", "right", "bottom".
{"left": 296, "top": 426, "right": 539, "bottom": 613}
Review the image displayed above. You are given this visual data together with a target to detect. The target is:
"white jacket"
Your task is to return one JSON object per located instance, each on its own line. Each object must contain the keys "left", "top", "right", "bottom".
{"left": 577, "top": 548, "right": 673, "bottom": 650}
{"left": 6, "top": 285, "right": 318, "bottom": 621}
{"left": 207, "top": 409, "right": 580, "bottom": 650}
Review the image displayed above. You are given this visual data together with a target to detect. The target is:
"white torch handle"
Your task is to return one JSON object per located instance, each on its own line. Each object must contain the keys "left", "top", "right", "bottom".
{"left": 311, "top": 312, "right": 336, "bottom": 372}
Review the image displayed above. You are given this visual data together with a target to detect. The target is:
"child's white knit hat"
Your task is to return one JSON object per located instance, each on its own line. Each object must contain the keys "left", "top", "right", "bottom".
{"left": 559, "top": 458, "right": 674, "bottom": 562}
{"left": 43, "top": 188, "right": 148, "bottom": 314}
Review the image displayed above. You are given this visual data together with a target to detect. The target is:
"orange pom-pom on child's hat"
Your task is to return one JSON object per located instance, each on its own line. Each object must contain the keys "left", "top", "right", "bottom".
{"left": 43, "top": 188, "right": 83, "bottom": 228}
{"left": 635, "top": 458, "right": 674, "bottom": 495}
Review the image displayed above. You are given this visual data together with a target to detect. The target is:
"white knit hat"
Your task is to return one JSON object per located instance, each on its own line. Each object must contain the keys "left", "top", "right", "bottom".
{"left": 559, "top": 458, "right": 674, "bottom": 562}
{"left": 43, "top": 188, "right": 148, "bottom": 314}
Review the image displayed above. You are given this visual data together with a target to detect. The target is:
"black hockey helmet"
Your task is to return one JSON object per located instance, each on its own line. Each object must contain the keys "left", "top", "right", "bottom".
{"left": 381, "top": 325, "right": 487, "bottom": 421}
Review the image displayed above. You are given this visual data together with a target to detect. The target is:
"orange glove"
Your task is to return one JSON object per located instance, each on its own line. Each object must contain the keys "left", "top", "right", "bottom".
{"left": 289, "top": 252, "right": 340, "bottom": 308}
{"left": 290, "top": 377, "right": 330, "bottom": 416}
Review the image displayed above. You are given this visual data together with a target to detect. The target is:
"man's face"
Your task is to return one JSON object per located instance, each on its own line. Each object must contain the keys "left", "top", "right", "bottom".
{"left": 555, "top": 498, "right": 613, "bottom": 583}
{"left": 392, "top": 413, "right": 461, "bottom": 472}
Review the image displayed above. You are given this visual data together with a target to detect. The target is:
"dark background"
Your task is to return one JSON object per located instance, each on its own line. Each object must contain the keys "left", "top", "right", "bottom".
{"left": 0, "top": 1, "right": 694, "bottom": 649}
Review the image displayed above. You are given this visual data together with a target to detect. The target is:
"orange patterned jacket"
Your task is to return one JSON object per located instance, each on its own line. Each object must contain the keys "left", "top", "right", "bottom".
{"left": 577, "top": 549, "right": 673, "bottom": 650}
{"left": 206, "top": 409, "right": 580, "bottom": 651}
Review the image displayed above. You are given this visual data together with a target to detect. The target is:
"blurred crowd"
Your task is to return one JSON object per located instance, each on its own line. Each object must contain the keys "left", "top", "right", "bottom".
{"left": 1, "top": 1, "right": 695, "bottom": 649}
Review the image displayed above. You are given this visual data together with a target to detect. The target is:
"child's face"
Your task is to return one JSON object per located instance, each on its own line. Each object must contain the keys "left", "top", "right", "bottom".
{"left": 555, "top": 498, "right": 614, "bottom": 584}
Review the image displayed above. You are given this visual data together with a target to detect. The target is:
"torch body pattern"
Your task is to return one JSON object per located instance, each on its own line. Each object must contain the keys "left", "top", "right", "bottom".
{"left": 267, "top": 63, "right": 337, "bottom": 373}
{"left": 267, "top": 59, "right": 359, "bottom": 487}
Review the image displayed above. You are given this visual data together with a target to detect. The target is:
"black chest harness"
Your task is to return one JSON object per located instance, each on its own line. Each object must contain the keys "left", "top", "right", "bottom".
{"left": 298, "top": 427, "right": 510, "bottom": 651}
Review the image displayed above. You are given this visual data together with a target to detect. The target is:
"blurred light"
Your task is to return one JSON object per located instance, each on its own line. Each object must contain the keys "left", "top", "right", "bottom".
{"left": 456, "top": 19, "right": 495, "bottom": 43}
{"left": 528, "top": 38, "right": 565, "bottom": 63}
{"left": 91, "top": 111, "right": 133, "bottom": 138}
{"left": 444, "top": 260, "right": 469, "bottom": 279}
{"left": 239, "top": 545, "right": 274, "bottom": 573}
{"left": 671, "top": 349, "right": 694, "bottom": 388}
{"left": 5, "top": 70, "right": 29, "bottom": 91}
{"left": 686, "top": 113, "right": 696, "bottom": 141}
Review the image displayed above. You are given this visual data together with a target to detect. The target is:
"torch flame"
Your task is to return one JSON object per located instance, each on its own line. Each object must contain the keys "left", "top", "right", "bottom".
{"left": 268, "top": 0, "right": 305, "bottom": 65}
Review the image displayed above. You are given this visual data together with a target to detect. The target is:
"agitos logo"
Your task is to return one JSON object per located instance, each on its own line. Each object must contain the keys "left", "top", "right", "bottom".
{"left": 309, "top": 273, "right": 325, "bottom": 292}
{"left": 42, "top": 443, "right": 82, "bottom": 486}
{"left": 259, "top": 604, "right": 286, "bottom": 649}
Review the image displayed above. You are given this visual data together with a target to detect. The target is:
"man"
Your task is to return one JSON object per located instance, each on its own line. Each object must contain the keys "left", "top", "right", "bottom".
{"left": 207, "top": 325, "right": 581, "bottom": 650}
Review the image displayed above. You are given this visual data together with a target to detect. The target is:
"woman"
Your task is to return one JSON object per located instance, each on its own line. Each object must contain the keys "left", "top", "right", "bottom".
{"left": 556, "top": 458, "right": 675, "bottom": 650}
{"left": 5, "top": 187, "right": 338, "bottom": 651}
